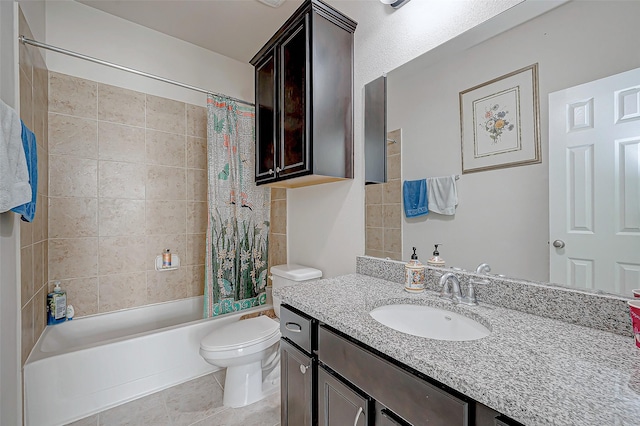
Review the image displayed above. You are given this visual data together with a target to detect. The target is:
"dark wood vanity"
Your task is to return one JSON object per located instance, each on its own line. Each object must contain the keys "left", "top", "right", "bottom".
{"left": 250, "top": 0, "right": 356, "bottom": 188}
{"left": 279, "top": 304, "right": 523, "bottom": 426}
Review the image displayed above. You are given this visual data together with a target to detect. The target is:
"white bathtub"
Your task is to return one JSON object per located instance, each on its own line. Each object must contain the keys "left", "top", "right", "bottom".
{"left": 24, "top": 296, "right": 271, "bottom": 426}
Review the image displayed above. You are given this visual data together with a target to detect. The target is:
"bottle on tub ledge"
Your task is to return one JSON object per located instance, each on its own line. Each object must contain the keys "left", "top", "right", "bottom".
{"left": 427, "top": 244, "right": 446, "bottom": 280}
{"left": 404, "top": 247, "right": 426, "bottom": 293}
{"left": 162, "top": 248, "right": 172, "bottom": 268}
{"left": 46, "top": 281, "right": 67, "bottom": 325}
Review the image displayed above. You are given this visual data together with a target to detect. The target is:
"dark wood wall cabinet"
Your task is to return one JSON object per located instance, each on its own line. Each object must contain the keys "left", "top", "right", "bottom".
{"left": 279, "top": 304, "right": 526, "bottom": 426}
{"left": 250, "top": 0, "right": 356, "bottom": 188}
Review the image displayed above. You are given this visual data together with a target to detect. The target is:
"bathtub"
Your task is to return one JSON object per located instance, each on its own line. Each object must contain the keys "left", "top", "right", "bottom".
{"left": 24, "top": 296, "right": 271, "bottom": 426}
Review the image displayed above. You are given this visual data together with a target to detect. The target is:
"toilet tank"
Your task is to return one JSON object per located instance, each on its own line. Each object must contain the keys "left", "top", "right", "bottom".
{"left": 271, "top": 264, "right": 322, "bottom": 317}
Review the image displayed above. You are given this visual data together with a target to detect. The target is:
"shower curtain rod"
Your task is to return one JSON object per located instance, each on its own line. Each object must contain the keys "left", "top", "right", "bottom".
{"left": 18, "top": 35, "right": 254, "bottom": 107}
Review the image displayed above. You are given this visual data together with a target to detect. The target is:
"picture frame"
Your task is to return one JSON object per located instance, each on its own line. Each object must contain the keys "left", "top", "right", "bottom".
{"left": 459, "top": 63, "right": 541, "bottom": 174}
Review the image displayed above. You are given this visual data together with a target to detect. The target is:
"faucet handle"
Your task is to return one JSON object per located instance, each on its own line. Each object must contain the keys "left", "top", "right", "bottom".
{"left": 475, "top": 263, "right": 491, "bottom": 275}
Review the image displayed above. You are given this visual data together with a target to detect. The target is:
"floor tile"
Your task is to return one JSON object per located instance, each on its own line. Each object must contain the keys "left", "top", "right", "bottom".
{"left": 163, "top": 373, "right": 226, "bottom": 426}
{"left": 193, "top": 390, "right": 281, "bottom": 426}
{"left": 66, "top": 414, "right": 98, "bottom": 426}
{"left": 98, "top": 392, "right": 171, "bottom": 426}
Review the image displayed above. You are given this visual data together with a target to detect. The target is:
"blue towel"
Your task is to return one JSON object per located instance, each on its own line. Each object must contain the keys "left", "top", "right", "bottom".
{"left": 11, "top": 120, "right": 37, "bottom": 222}
{"left": 403, "top": 179, "right": 428, "bottom": 218}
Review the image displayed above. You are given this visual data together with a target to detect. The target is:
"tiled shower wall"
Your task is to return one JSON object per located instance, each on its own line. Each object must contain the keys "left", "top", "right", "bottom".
{"left": 365, "top": 129, "right": 402, "bottom": 261}
{"left": 19, "top": 10, "right": 49, "bottom": 365}
{"left": 47, "top": 71, "right": 287, "bottom": 318}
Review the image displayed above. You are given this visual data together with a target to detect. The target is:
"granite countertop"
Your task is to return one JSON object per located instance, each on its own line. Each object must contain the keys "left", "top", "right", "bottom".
{"left": 274, "top": 273, "right": 640, "bottom": 426}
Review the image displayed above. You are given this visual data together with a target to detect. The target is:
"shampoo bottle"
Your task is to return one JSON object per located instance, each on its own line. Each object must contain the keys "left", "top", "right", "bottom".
{"left": 47, "top": 281, "right": 67, "bottom": 325}
{"left": 427, "top": 244, "right": 446, "bottom": 267}
{"left": 404, "top": 247, "right": 426, "bottom": 293}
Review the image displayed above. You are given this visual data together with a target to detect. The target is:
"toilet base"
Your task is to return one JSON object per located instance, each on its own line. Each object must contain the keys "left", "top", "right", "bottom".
{"left": 223, "top": 360, "right": 280, "bottom": 408}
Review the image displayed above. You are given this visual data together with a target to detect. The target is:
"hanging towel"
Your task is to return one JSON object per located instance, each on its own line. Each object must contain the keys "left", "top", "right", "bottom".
{"left": 426, "top": 175, "right": 458, "bottom": 215}
{"left": 403, "top": 179, "right": 428, "bottom": 218}
{"left": 11, "top": 120, "right": 38, "bottom": 222}
{"left": 0, "top": 99, "right": 31, "bottom": 214}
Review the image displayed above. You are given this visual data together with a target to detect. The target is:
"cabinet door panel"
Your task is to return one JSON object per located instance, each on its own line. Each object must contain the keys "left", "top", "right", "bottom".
{"left": 318, "top": 367, "right": 369, "bottom": 426}
{"left": 279, "top": 17, "right": 310, "bottom": 177}
{"left": 281, "top": 339, "right": 314, "bottom": 426}
{"left": 255, "top": 51, "right": 277, "bottom": 182}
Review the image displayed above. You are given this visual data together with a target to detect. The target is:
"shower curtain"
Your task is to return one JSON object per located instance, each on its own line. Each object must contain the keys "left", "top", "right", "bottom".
{"left": 204, "top": 94, "right": 270, "bottom": 317}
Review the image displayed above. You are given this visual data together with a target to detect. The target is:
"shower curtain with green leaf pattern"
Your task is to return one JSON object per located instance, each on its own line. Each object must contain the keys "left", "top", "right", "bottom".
{"left": 204, "top": 94, "right": 270, "bottom": 317}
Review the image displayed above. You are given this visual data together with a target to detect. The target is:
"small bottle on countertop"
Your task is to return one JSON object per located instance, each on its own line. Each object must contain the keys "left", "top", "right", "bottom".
{"left": 427, "top": 244, "right": 446, "bottom": 268}
{"left": 47, "top": 281, "right": 67, "bottom": 325}
{"left": 404, "top": 247, "right": 426, "bottom": 293}
{"left": 162, "top": 249, "right": 172, "bottom": 268}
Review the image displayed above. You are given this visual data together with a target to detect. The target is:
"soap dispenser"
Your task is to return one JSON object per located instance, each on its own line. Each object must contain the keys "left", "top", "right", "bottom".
{"left": 427, "top": 244, "right": 446, "bottom": 268}
{"left": 404, "top": 247, "right": 426, "bottom": 293}
{"left": 46, "top": 281, "right": 67, "bottom": 325}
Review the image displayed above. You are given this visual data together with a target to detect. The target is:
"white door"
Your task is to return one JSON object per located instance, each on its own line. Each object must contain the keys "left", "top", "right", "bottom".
{"left": 549, "top": 67, "right": 640, "bottom": 295}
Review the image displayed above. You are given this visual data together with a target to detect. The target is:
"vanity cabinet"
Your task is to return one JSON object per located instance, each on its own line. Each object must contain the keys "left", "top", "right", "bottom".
{"left": 250, "top": 0, "right": 356, "bottom": 188}
{"left": 279, "top": 303, "right": 525, "bottom": 426}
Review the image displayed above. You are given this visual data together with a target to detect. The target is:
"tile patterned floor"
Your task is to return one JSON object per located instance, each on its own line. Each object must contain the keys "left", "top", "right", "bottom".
{"left": 66, "top": 370, "right": 281, "bottom": 426}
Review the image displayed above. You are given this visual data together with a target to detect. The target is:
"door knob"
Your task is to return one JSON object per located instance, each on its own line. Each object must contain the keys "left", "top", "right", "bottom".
{"left": 553, "top": 240, "right": 565, "bottom": 248}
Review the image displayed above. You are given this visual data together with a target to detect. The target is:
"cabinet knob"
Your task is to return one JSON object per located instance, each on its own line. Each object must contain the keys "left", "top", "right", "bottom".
{"left": 276, "top": 167, "right": 281, "bottom": 173}
{"left": 268, "top": 169, "right": 274, "bottom": 175}
{"left": 299, "top": 364, "right": 308, "bottom": 374}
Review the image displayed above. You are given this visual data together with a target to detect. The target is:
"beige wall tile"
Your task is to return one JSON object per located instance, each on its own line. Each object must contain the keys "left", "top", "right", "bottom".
{"left": 387, "top": 153, "right": 401, "bottom": 180}
{"left": 21, "top": 302, "right": 34, "bottom": 365}
{"left": 33, "top": 241, "right": 44, "bottom": 292}
{"left": 145, "top": 234, "right": 186, "bottom": 271}
{"left": 48, "top": 113, "right": 97, "bottom": 158}
{"left": 387, "top": 129, "right": 401, "bottom": 156}
{"left": 20, "top": 218, "right": 33, "bottom": 248}
{"left": 186, "top": 233, "right": 206, "bottom": 266}
{"left": 146, "top": 200, "right": 187, "bottom": 235}
{"left": 187, "top": 169, "right": 208, "bottom": 202}
{"left": 43, "top": 240, "right": 48, "bottom": 286}
{"left": 186, "top": 201, "right": 207, "bottom": 234}
{"left": 187, "top": 136, "right": 207, "bottom": 170}
{"left": 20, "top": 68, "right": 33, "bottom": 130}
{"left": 49, "top": 72, "right": 97, "bottom": 118}
{"left": 99, "top": 199, "right": 146, "bottom": 236}
{"left": 49, "top": 155, "right": 97, "bottom": 198}
{"left": 366, "top": 204, "right": 383, "bottom": 228}
{"left": 365, "top": 249, "right": 385, "bottom": 258}
{"left": 33, "top": 97, "right": 48, "bottom": 151}
{"left": 186, "top": 104, "right": 207, "bottom": 138}
{"left": 384, "top": 228, "right": 402, "bottom": 254}
{"left": 365, "top": 183, "right": 382, "bottom": 205}
{"left": 48, "top": 238, "right": 98, "bottom": 281}
{"left": 98, "top": 121, "right": 145, "bottom": 163}
{"left": 146, "top": 130, "right": 186, "bottom": 167}
{"left": 38, "top": 149, "right": 48, "bottom": 196}
{"left": 49, "top": 197, "right": 98, "bottom": 238}
{"left": 99, "top": 272, "right": 147, "bottom": 312}
{"left": 186, "top": 264, "right": 205, "bottom": 297}
{"left": 146, "top": 95, "right": 185, "bottom": 134}
{"left": 33, "top": 287, "right": 46, "bottom": 340}
{"left": 32, "top": 193, "right": 45, "bottom": 243}
{"left": 268, "top": 233, "right": 287, "bottom": 268}
{"left": 146, "top": 165, "right": 186, "bottom": 200}
{"left": 147, "top": 269, "right": 187, "bottom": 303}
{"left": 99, "top": 160, "right": 146, "bottom": 199}
{"left": 60, "top": 277, "right": 99, "bottom": 317}
{"left": 366, "top": 227, "right": 383, "bottom": 251}
{"left": 270, "top": 200, "right": 286, "bottom": 234}
{"left": 21, "top": 246, "right": 33, "bottom": 307}
{"left": 383, "top": 204, "right": 401, "bottom": 229}
{"left": 271, "top": 188, "right": 286, "bottom": 201}
{"left": 384, "top": 251, "right": 403, "bottom": 262}
{"left": 98, "top": 83, "right": 145, "bottom": 127}
{"left": 382, "top": 179, "right": 401, "bottom": 204}
{"left": 99, "top": 236, "right": 146, "bottom": 275}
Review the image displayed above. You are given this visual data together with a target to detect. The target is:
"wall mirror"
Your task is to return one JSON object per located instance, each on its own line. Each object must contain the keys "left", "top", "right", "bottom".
{"left": 371, "top": 0, "right": 640, "bottom": 296}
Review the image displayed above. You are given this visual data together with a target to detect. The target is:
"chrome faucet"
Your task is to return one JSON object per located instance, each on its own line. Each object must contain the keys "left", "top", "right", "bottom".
{"left": 475, "top": 263, "right": 491, "bottom": 275}
{"left": 439, "top": 272, "right": 482, "bottom": 306}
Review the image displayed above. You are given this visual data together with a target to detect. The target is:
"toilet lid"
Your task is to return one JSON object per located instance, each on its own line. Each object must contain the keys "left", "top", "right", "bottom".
{"left": 201, "top": 316, "right": 279, "bottom": 351}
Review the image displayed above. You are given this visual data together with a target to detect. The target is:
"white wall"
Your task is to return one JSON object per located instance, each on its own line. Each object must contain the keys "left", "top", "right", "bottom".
{"left": 45, "top": 0, "right": 253, "bottom": 107}
{"left": 390, "top": 0, "right": 640, "bottom": 281}
{"left": 287, "top": 0, "right": 523, "bottom": 278}
{"left": 0, "top": 2, "right": 22, "bottom": 423}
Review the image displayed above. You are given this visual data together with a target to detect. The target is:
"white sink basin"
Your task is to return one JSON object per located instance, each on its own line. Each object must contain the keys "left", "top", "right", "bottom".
{"left": 369, "top": 304, "right": 490, "bottom": 341}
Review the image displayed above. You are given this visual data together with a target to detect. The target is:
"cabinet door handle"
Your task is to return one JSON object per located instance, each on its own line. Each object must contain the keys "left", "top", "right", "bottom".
{"left": 285, "top": 322, "right": 302, "bottom": 332}
{"left": 353, "top": 406, "right": 364, "bottom": 426}
{"left": 276, "top": 166, "right": 281, "bottom": 173}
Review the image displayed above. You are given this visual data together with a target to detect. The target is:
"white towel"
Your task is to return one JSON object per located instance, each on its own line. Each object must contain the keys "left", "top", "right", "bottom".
{"left": 426, "top": 175, "right": 458, "bottom": 215}
{"left": 0, "top": 99, "right": 31, "bottom": 213}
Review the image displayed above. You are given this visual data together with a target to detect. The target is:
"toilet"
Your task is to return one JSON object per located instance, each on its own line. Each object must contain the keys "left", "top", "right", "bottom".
{"left": 199, "top": 264, "right": 322, "bottom": 408}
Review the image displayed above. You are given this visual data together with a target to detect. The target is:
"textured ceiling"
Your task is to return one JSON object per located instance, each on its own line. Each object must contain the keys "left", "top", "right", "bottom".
{"left": 76, "top": 0, "right": 306, "bottom": 63}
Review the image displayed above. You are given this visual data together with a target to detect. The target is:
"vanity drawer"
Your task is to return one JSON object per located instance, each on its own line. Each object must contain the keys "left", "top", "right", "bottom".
{"left": 280, "top": 304, "right": 315, "bottom": 354}
{"left": 318, "top": 325, "right": 469, "bottom": 426}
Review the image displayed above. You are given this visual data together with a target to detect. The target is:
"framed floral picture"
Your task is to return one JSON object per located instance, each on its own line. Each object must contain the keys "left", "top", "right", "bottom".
{"left": 459, "top": 63, "right": 541, "bottom": 174}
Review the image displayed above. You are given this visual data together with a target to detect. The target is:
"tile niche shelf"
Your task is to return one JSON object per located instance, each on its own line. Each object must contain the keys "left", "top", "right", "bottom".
{"left": 154, "top": 254, "right": 181, "bottom": 271}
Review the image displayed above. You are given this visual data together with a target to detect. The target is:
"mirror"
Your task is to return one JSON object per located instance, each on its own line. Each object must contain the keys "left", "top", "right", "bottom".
{"left": 372, "top": 0, "right": 640, "bottom": 296}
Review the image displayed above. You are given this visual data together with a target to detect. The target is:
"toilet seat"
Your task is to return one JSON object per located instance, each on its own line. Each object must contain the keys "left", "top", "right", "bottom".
{"left": 201, "top": 316, "right": 279, "bottom": 352}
